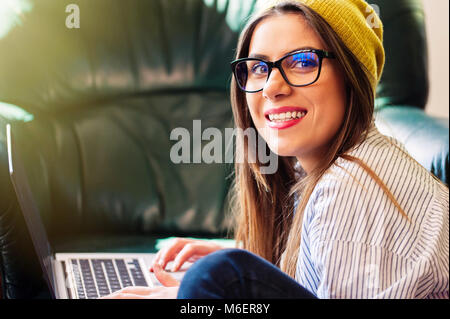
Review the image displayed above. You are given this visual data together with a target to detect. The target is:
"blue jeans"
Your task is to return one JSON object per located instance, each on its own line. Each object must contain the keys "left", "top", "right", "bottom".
{"left": 177, "top": 248, "right": 317, "bottom": 299}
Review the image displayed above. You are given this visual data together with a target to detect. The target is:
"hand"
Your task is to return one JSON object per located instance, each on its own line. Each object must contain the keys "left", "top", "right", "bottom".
{"left": 100, "top": 263, "right": 179, "bottom": 299}
{"left": 150, "top": 237, "right": 223, "bottom": 273}
{"left": 100, "top": 286, "right": 179, "bottom": 299}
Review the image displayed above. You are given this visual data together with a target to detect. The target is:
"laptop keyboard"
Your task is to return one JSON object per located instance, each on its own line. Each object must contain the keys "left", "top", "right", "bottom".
{"left": 70, "top": 258, "right": 149, "bottom": 299}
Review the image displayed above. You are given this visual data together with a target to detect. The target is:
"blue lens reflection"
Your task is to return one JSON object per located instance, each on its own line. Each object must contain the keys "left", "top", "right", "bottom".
{"left": 290, "top": 52, "right": 319, "bottom": 67}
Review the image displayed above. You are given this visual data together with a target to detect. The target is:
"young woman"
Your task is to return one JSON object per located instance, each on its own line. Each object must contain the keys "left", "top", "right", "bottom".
{"left": 105, "top": 0, "right": 449, "bottom": 299}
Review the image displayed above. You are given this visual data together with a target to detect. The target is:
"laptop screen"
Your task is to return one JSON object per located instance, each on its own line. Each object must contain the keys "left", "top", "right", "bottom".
{"left": 6, "top": 124, "right": 56, "bottom": 298}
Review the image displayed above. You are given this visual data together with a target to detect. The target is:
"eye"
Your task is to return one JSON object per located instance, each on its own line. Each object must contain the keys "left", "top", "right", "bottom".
{"left": 297, "top": 60, "right": 316, "bottom": 68}
{"left": 250, "top": 61, "right": 269, "bottom": 75}
{"left": 286, "top": 53, "right": 319, "bottom": 71}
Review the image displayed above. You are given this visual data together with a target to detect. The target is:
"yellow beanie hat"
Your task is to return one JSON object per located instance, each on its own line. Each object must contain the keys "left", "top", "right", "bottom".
{"left": 261, "top": 0, "right": 385, "bottom": 90}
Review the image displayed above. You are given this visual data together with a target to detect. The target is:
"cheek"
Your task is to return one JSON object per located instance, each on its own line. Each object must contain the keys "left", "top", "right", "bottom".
{"left": 331, "top": 81, "right": 347, "bottom": 123}
{"left": 308, "top": 76, "right": 347, "bottom": 146}
{"left": 317, "top": 71, "right": 347, "bottom": 125}
{"left": 245, "top": 94, "right": 279, "bottom": 150}
{"left": 317, "top": 92, "right": 345, "bottom": 127}
{"left": 323, "top": 87, "right": 345, "bottom": 117}
{"left": 245, "top": 94, "right": 264, "bottom": 125}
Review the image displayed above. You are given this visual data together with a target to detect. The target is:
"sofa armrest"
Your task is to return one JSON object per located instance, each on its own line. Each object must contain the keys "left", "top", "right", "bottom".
{"left": 375, "top": 106, "right": 449, "bottom": 185}
{"left": 0, "top": 114, "right": 49, "bottom": 299}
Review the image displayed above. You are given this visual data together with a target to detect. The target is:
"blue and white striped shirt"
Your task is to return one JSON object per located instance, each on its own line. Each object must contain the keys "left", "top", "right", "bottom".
{"left": 295, "top": 122, "right": 449, "bottom": 299}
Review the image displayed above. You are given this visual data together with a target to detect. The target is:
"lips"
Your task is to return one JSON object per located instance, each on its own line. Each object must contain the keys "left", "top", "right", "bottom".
{"left": 264, "top": 106, "right": 308, "bottom": 130}
{"left": 264, "top": 106, "right": 308, "bottom": 119}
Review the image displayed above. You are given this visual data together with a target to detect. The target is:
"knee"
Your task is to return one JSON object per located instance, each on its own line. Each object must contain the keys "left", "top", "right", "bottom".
{"left": 185, "top": 249, "right": 250, "bottom": 278}
{"left": 177, "top": 249, "right": 255, "bottom": 298}
{"left": 196, "top": 249, "right": 258, "bottom": 272}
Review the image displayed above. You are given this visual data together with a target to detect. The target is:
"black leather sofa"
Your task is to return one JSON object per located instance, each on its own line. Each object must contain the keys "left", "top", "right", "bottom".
{"left": 0, "top": 0, "right": 447, "bottom": 299}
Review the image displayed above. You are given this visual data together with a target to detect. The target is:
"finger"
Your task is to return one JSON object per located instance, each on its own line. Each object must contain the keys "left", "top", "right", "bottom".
{"left": 151, "top": 240, "right": 175, "bottom": 270}
{"left": 150, "top": 250, "right": 163, "bottom": 272}
{"left": 100, "top": 286, "right": 156, "bottom": 299}
{"left": 158, "top": 238, "right": 191, "bottom": 270}
{"left": 151, "top": 246, "right": 170, "bottom": 272}
{"left": 172, "top": 243, "right": 214, "bottom": 272}
{"left": 171, "top": 243, "right": 198, "bottom": 272}
{"left": 100, "top": 293, "right": 149, "bottom": 299}
{"left": 118, "top": 286, "right": 155, "bottom": 295}
{"left": 153, "top": 263, "right": 180, "bottom": 287}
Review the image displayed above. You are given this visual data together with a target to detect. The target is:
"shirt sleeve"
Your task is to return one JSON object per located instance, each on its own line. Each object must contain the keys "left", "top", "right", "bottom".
{"left": 304, "top": 174, "right": 430, "bottom": 299}
{"left": 312, "top": 239, "right": 418, "bottom": 298}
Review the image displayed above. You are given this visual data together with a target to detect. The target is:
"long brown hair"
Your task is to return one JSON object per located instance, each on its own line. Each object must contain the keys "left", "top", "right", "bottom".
{"left": 228, "top": 1, "right": 409, "bottom": 278}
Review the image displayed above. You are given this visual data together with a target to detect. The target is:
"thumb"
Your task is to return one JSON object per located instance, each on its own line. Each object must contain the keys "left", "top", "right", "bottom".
{"left": 152, "top": 263, "right": 180, "bottom": 287}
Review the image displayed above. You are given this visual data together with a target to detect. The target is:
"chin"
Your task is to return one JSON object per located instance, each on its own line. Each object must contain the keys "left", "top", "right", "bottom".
{"left": 265, "top": 140, "right": 299, "bottom": 157}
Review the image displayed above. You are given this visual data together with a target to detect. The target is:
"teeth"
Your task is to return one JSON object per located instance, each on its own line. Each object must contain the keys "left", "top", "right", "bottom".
{"left": 268, "top": 111, "right": 306, "bottom": 122}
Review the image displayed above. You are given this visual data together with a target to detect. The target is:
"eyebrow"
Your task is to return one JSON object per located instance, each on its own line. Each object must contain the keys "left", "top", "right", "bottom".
{"left": 248, "top": 46, "right": 318, "bottom": 60}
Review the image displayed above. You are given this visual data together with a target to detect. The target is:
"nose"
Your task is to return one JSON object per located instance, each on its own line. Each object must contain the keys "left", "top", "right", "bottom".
{"left": 262, "top": 67, "right": 292, "bottom": 100}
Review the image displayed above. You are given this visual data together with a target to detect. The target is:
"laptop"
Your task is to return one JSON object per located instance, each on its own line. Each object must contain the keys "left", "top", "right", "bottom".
{"left": 6, "top": 124, "right": 187, "bottom": 299}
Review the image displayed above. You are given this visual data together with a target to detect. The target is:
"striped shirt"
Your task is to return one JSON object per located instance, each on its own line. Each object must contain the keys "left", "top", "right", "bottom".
{"left": 295, "top": 121, "right": 449, "bottom": 299}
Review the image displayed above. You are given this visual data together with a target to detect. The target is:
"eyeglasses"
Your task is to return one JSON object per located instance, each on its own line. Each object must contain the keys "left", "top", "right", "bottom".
{"left": 230, "top": 49, "right": 336, "bottom": 93}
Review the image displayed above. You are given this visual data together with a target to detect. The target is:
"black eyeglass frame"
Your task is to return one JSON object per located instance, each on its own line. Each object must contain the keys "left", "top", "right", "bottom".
{"left": 230, "top": 49, "right": 336, "bottom": 93}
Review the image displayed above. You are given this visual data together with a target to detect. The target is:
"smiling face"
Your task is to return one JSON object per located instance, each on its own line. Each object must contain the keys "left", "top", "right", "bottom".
{"left": 246, "top": 13, "right": 347, "bottom": 174}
